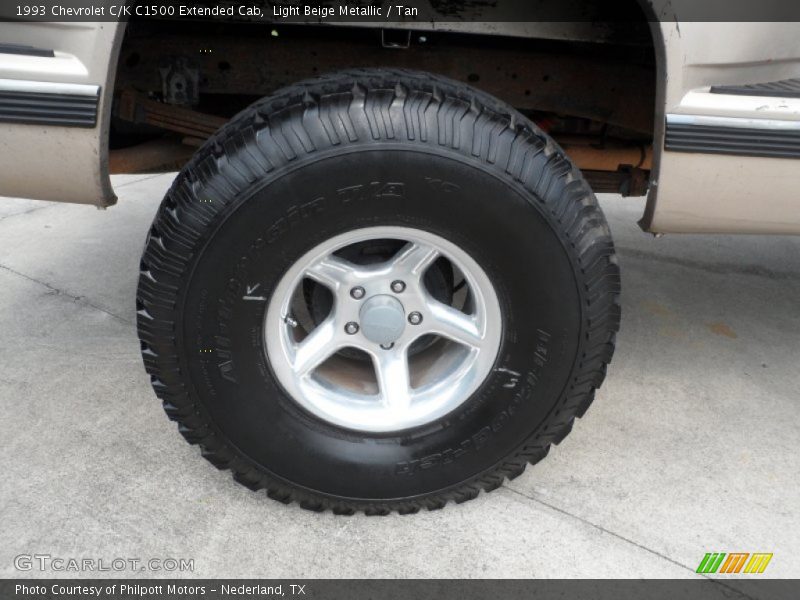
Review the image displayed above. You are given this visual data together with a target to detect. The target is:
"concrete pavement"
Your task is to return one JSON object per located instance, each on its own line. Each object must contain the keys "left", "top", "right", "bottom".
{"left": 0, "top": 174, "right": 798, "bottom": 584}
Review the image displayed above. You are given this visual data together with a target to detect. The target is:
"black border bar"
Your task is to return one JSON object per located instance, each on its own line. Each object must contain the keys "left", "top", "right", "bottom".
{"left": 3, "top": 0, "right": 800, "bottom": 23}
{"left": 2, "top": 579, "right": 798, "bottom": 600}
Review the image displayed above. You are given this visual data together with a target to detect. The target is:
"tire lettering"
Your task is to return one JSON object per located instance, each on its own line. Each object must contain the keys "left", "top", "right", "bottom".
{"left": 336, "top": 181, "right": 405, "bottom": 204}
{"left": 424, "top": 177, "right": 460, "bottom": 193}
{"left": 264, "top": 197, "right": 324, "bottom": 244}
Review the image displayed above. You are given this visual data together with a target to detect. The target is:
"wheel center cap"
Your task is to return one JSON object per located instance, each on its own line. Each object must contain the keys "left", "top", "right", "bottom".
{"left": 359, "top": 294, "right": 406, "bottom": 345}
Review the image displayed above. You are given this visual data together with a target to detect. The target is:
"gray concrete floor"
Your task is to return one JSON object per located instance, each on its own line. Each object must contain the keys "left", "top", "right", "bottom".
{"left": 0, "top": 174, "right": 798, "bottom": 582}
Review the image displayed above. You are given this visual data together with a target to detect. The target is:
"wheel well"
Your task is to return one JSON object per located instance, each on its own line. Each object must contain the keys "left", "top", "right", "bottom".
{"left": 110, "top": 6, "right": 657, "bottom": 196}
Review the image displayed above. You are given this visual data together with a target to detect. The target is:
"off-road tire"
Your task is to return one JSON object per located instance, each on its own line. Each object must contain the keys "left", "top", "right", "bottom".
{"left": 137, "top": 69, "right": 621, "bottom": 514}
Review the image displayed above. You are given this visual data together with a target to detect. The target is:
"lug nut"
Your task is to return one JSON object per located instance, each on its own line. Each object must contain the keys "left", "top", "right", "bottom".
{"left": 408, "top": 312, "right": 423, "bottom": 325}
{"left": 350, "top": 286, "right": 365, "bottom": 300}
{"left": 344, "top": 322, "right": 359, "bottom": 335}
{"left": 391, "top": 280, "right": 406, "bottom": 293}
{"left": 380, "top": 342, "right": 395, "bottom": 350}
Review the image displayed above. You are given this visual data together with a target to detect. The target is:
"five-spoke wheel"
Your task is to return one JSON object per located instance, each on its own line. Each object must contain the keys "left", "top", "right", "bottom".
{"left": 265, "top": 226, "right": 502, "bottom": 432}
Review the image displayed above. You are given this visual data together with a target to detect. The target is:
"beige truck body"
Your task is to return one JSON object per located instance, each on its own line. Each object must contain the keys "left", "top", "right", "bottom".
{"left": 1, "top": 16, "right": 799, "bottom": 234}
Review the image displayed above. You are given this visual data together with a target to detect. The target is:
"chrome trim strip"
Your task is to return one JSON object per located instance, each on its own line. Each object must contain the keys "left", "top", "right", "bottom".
{"left": 0, "top": 43, "right": 55, "bottom": 58}
{"left": 0, "top": 78, "right": 99, "bottom": 97}
{"left": 667, "top": 113, "right": 800, "bottom": 131}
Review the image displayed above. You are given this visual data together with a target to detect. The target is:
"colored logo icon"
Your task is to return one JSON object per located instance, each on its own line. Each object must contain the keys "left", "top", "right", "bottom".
{"left": 696, "top": 552, "right": 773, "bottom": 574}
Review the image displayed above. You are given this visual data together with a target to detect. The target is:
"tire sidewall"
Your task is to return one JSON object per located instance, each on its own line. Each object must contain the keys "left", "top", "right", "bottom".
{"left": 179, "top": 146, "right": 584, "bottom": 501}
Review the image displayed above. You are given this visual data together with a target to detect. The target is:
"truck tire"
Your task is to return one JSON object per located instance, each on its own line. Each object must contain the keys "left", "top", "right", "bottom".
{"left": 137, "top": 69, "right": 620, "bottom": 514}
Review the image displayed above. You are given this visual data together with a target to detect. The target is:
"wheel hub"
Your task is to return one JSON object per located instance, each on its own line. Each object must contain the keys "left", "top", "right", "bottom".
{"left": 359, "top": 294, "right": 406, "bottom": 346}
